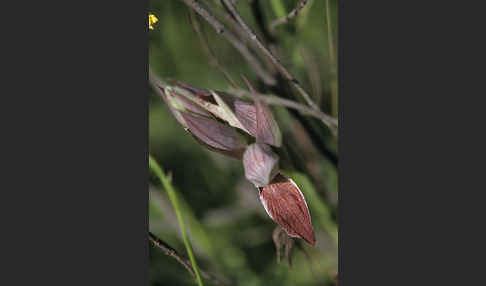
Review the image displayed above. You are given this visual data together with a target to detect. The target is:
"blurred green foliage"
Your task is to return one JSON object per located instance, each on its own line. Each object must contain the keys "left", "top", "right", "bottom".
{"left": 149, "top": 0, "right": 338, "bottom": 285}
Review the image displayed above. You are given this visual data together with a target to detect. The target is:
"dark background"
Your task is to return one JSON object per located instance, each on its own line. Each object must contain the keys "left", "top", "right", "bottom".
{"left": 3, "top": 0, "right": 480, "bottom": 285}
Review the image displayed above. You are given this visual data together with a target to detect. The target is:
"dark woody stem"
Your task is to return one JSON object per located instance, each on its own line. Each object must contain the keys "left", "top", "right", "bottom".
{"left": 269, "top": 0, "right": 309, "bottom": 33}
{"left": 149, "top": 232, "right": 228, "bottom": 286}
{"left": 220, "top": 0, "right": 320, "bottom": 112}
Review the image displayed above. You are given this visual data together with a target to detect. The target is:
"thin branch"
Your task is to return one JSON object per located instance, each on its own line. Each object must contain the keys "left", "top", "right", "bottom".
{"left": 269, "top": 0, "right": 309, "bottom": 32}
{"left": 182, "top": 0, "right": 225, "bottom": 34}
{"left": 188, "top": 10, "right": 239, "bottom": 88}
{"left": 180, "top": 0, "right": 276, "bottom": 86}
{"left": 149, "top": 232, "right": 196, "bottom": 277}
{"left": 220, "top": 0, "right": 320, "bottom": 111}
{"left": 178, "top": 0, "right": 339, "bottom": 135}
{"left": 149, "top": 232, "right": 228, "bottom": 286}
{"left": 203, "top": 0, "right": 250, "bottom": 44}
{"left": 230, "top": 88, "right": 338, "bottom": 135}
{"left": 250, "top": 0, "right": 277, "bottom": 44}
{"left": 208, "top": 0, "right": 279, "bottom": 77}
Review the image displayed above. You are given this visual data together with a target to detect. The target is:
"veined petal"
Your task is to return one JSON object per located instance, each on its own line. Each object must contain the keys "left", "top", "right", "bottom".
{"left": 259, "top": 174, "right": 315, "bottom": 245}
{"left": 255, "top": 100, "right": 282, "bottom": 147}
{"left": 241, "top": 75, "right": 282, "bottom": 147}
{"left": 234, "top": 100, "right": 257, "bottom": 136}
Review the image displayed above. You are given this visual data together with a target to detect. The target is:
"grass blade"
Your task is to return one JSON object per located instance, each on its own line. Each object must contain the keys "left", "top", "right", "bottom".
{"left": 149, "top": 155, "right": 204, "bottom": 286}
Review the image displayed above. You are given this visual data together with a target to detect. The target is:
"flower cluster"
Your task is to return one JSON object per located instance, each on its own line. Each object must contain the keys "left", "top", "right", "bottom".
{"left": 154, "top": 78, "right": 315, "bottom": 245}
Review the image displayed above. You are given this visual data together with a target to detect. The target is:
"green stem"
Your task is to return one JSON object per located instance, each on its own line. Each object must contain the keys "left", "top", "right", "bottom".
{"left": 325, "top": 0, "right": 338, "bottom": 117}
{"left": 149, "top": 155, "right": 204, "bottom": 286}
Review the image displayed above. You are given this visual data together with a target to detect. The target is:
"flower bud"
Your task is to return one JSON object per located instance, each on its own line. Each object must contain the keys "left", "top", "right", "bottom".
{"left": 165, "top": 79, "right": 281, "bottom": 147}
{"left": 243, "top": 143, "right": 279, "bottom": 187}
{"left": 153, "top": 83, "right": 248, "bottom": 159}
{"left": 241, "top": 75, "right": 282, "bottom": 147}
{"left": 259, "top": 174, "right": 316, "bottom": 245}
{"left": 168, "top": 81, "right": 254, "bottom": 134}
{"left": 255, "top": 100, "right": 282, "bottom": 147}
{"left": 180, "top": 111, "right": 248, "bottom": 159}
{"left": 234, "top": 100, "right": 257, "bottom": 136}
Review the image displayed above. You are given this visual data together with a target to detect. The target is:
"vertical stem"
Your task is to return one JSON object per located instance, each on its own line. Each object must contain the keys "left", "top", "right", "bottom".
{"left": 149, "top": 155, "right": 204, "bottom": 286}
{"left": 325, "top": 0, "right": 338, "bottom": 117}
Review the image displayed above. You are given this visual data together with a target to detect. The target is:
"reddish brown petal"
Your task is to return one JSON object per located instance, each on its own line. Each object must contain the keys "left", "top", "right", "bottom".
{"left": 180, "top": 112, "right": 248, "bottom": 158}
{"left": 243, "top": 143, "right": 279, "bottom": 187}
{"left": 259, "top": 174, "right": 315, "bottom": 245}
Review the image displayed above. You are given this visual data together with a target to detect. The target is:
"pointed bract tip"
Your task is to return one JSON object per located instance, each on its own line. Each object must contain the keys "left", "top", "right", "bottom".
{"left": 255, "top": 101, "right": 282, "bottom": 147}
{"left": 168, "top": 78, "right": 212, "bottom": 97}
{"left": 237, "top": 76, "right": 282, "bottom": 147}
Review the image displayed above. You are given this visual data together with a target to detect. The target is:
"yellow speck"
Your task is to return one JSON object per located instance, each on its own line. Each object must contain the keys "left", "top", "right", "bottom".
{"left": 149, "top": 14, "right": 158, "bottom": 30}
